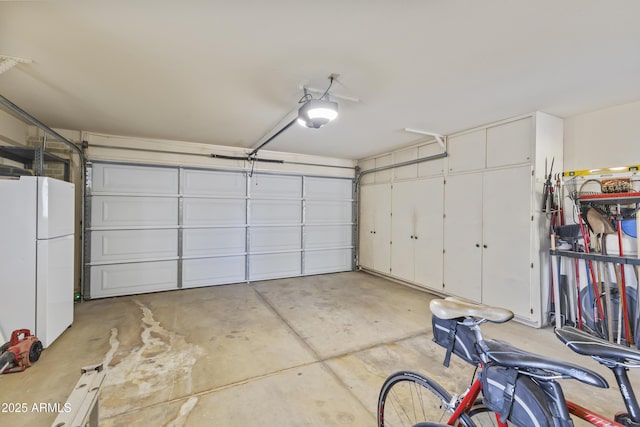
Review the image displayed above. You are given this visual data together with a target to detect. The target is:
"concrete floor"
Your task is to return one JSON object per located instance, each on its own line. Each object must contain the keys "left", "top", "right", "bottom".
{"left": 0, "top": 271, "right": 638, "bottom": 426}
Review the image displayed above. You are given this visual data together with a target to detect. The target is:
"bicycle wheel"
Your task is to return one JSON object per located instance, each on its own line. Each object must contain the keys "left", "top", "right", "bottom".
{"left": 377, "top": 371, "right": 473, "bottom": 427}
{"left": 468, "top": 402, "right": 508, "bottom": 426}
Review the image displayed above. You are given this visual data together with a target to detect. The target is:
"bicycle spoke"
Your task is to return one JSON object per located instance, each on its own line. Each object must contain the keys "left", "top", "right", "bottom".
{"left": 378, "top": 371, "right": 452, "bottom": 427}
{"left": 469, "top": 403, "right": 504, "bottom": 427}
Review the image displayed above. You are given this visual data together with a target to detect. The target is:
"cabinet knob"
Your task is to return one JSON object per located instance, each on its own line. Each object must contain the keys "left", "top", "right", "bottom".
{"left": 483, "top": 244, "right": 488, "bottom": 249}
{"left": 410, "top": 235, "right": 414, "bottom": 239}
{"left": 476, "top": 244, "right": 480, "bottom": 248}
{"left": 414, "top": 235, "right": 418, "bottom": 240}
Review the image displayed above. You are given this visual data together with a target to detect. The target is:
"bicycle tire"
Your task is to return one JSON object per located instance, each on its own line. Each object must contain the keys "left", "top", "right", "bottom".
{"left": 377, "top": 371, "right": 475, "bottom": 427}
{"left": 468, "top": 402, "right": 509, "bottom": 426}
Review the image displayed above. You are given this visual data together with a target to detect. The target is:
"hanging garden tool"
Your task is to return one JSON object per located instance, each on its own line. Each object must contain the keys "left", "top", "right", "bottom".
{"left": 574, "top": 202, "right": 607, "bottom": 336}
{"left": 615, "top": 202, "right": 634, "bottom": 346}
{"left": 556, "top": 172, "right": 564, "bottom": 225}
{"left": 587, "top": 207, "right": 617, "bottom": 342}
{"left": 542, "top": 157, "right": 555, "bottom": 214}
{"left": 545, "top": 158, "right": 560, "bottom": 325}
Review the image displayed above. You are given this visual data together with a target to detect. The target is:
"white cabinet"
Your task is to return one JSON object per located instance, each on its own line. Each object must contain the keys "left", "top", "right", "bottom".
{"left": 443, "top": 113, "right": 562, "bottom": 326}
{"left": 443, "top": 166, "right": 532, "bottom": 309}
{"left": 482, "top": 166, "right": 533, "bottom": 317}
{"left": 447, "top": 117, "right": 533, "bottom": 173}
{"left": 443, "top": 173, "right": 483, "bottom": 302}
{"left": 447, "top": 129, "right": 486, "bottom": 173}
{"left": 486, "top": 117, "right": 533, "bottom": 168}
{"left": 359, "top": 184, "right": 391, "bottom": 274}
{"left": 357, "top": 112, "right": 561, "bottom": 326}
{"left": 390, "top": 177, "right": 444, "bottom": 290}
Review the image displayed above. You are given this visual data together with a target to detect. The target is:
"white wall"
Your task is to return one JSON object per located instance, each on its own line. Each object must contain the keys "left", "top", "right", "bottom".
{"left": 0, "top": 109, "right": 27, "bottom": 145}
{"left": 0, "top": 109, "right": 28, "bottom": 166}
{"left": 84, "top": 132, "right": 356, "bottom": 179}
{"left": 564, "top": 100, "right": 640, "bottom": 171}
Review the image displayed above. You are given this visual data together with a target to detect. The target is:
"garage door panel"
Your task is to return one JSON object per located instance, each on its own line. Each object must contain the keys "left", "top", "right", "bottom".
{"left": 92, "top": 163, "right": 179, "bottom": 194}
{"left": 182, "top": 257, "right": 245, "bottom": 288}
{"left": 250, "top": 226, "right": 301, "bottom": 252}
{"left": 183, "top": 198, "right": 246, "bottom": 226}
{"left": 305, "top": 225, "right": 352, "bottom": 249}
{"left": 183, "top": 228, "right": 246, "bottom": 257}
{"left": 91, "top": 196, "right": 178, "bottom": 227}
{"left": 306, "top": 200, "right": 352, "bottom": 224}
{"left": 305, "top": 177, "right": 352, "bottom": 199}
{"left": 250, "top": 199, "right": 301, "bottom": 224}
{"left": 182, "top": 169, "right": 245, "bottom": 196}
{"left": 86, "top": 162, "right": 353, "bottom": 297}
{"left": 90, "top": 261, "right": 178, "bottom": 298}
{"left": 90, "top": 229, "right": 177, "bottom": 262}
{"left": 249, "top": 253, "right": 301, "bottom": 281}
{"left": 304, "top": 249, "right": 352, "bottom": 275}
{"left": 250, "top": 175, "right": 301, "bottom": 198}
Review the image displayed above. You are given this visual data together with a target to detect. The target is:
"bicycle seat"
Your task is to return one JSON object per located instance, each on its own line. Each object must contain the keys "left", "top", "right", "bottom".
{"left": 556, "top": 326, "right": 640, "bottom": 365}
{"left": 482, "top": 339, "right": 609, "bottom": 388}
{"left": 429, "top": 297, "right": 514, "bottom": 323}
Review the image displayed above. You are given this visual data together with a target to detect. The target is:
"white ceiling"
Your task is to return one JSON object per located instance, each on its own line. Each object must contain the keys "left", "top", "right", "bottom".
{"left": 1, "top": 1, "right": 639, "bottom": 160}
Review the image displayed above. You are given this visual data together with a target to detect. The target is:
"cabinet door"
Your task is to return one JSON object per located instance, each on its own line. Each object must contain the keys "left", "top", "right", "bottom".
{"left": 391, "top": 181, "right": 417, "bottom": 281}
{"left": 372, "top": 184, "right": 392, "bottom": 273}
{"left": 414, "top": 176, "right": 444, "bottom": 290}
{"left": 418, "top": 143, "right": 445, "bottom": 177}
{"left": 447, "top": 129, "right": 486, "bottom": 173}
{"left": 359, "top": 184, "right": 391, "bottom": 273}
{"left": 358, "top": 185, "right": 376, "bottom": 269}
{"left": 486, "top": 117, "right": 533, "bottom": 168}
{"left": 443, "top": 173, "right": 483, "bottom": 302}
{"left": 482, "top": 166, "right": 532, "bottom": 318}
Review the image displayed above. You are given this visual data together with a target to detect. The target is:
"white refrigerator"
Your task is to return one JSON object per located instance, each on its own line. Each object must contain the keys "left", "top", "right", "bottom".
{"left": 0, "top": 176, "right": 74, "bottom": 348}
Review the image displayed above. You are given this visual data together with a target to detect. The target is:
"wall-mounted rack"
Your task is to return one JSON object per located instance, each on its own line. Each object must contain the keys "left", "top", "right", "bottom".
{"left": 0, "top": 146, "right": 70, "bottom": 180}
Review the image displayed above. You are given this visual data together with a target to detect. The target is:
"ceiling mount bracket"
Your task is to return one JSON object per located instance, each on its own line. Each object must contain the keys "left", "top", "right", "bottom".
{"left": 403, "top": 128, "right": 446, "bottom": 150}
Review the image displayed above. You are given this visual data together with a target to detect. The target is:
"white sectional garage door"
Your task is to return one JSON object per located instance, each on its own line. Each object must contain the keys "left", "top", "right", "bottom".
{"left": 85, "top": 162, "right": 354, "bottom": 298}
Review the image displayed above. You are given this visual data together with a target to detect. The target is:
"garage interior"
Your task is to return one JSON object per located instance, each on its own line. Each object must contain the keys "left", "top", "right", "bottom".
{"left": 1, "top": 2, "right": 640, "bottom": 426}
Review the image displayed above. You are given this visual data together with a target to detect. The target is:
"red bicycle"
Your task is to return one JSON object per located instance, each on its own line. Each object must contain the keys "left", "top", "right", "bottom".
{"left": 377, "top": 297, "right": 640, "bottom": 426}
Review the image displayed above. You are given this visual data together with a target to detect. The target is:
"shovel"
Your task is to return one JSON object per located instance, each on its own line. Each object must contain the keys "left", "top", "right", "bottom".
{"left": 587, "top": 207, "right": 616, "bottom": 341}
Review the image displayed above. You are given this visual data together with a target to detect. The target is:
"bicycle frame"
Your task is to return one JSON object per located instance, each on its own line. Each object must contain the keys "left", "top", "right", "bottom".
{"left": 419, "top": 301, "right": 640, "bottom": 427}
{"left": 447, "top": 376, "right": 506, "bottom": 427}
{"left": 566, "top": 400, "right": 624, "bottom": 427}
{"left": 466, "top": 317, "right": 637, "bottom": 427}
{"left": 564, "top": 363, "right": 640, "bottom": 427}
{"left": 448, "top": 375, "right": 626, "bottom": 427}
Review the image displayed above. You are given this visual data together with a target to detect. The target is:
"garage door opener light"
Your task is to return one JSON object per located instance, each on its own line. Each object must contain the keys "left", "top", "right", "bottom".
{"left": 297, "top": 77, "right": 339, "bottom": 129}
